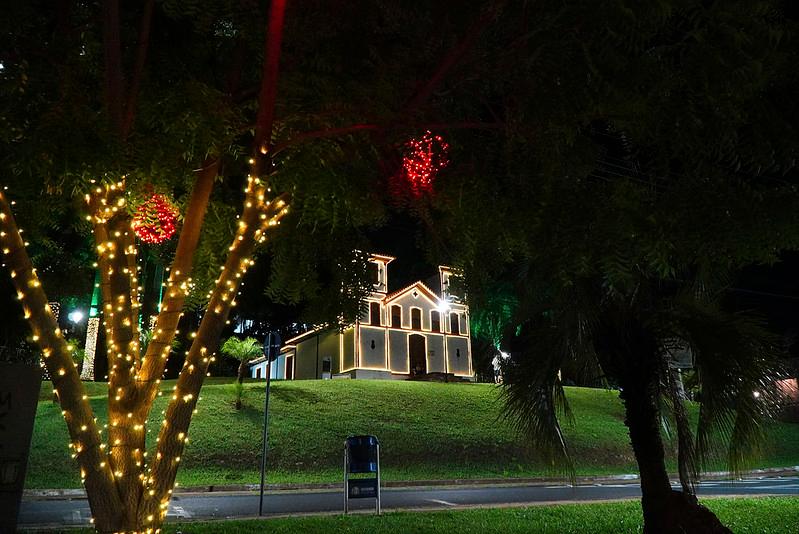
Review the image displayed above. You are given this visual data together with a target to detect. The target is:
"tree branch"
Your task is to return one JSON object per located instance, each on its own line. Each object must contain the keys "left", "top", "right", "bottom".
{"left": 136, "top": 158, "right": 219, "bottom": 396}
{"left": 87, "top": 182, "right": 140, "bottom": 384}
{"left": 102, "top": 0, "right": 125, "bottom": 133}
{"left": 121, "top": 0, "right": 155, "bottom": 138}
{"left": 402, "top": 5, "right": 501, "bottom": 116}
{"left": 274, "top": 5, "right": 504, "bottom": 156}
{"left": 139, "top": 187, "right": 289, "bottom": 525}
{"left": 87, "top": 181, "right": 144, "bottom": 515}
{"left": 253, "top": 0, "right": 288, "bottom": 170}
{"left": 225, "top": 36, "right": 248, "bottom": 97}
{"left": 273, "top": 121, "right": 503, "bottom": 155}
{"left": 0, "top": 191, "right": 123, "bottom": 531}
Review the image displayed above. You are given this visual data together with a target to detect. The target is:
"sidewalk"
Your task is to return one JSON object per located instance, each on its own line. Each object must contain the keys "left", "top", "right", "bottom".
{"left": 23, "top": 465, "right": 799, "bottom": 500}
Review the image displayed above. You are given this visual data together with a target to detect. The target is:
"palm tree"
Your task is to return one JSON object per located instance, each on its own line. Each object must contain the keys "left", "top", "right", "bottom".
{"left": 220, "top": 336, "right": 263, "bottom": 409}
{"left": 498, "top": 275, "right": 786, "bottom": 533}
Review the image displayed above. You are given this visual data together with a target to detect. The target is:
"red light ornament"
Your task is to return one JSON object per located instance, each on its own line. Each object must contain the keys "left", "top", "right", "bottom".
{"left": 132, "top": 194, "right": 179, "bottom": 244}
{"left": 402, "top": 131, "right": 449, "bottom": 196}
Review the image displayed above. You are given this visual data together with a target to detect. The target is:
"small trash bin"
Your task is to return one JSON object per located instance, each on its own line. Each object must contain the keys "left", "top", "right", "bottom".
{"left": 344, "top": 435, "right": 380, "bottom": 514}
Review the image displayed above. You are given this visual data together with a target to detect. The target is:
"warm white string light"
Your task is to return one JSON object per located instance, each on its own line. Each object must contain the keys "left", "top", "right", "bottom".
{"left": 0, "top": 174, "right": 288, "bottom": 531}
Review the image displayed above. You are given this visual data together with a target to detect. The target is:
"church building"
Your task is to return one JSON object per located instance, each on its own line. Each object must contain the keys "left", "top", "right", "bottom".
{"left": 249, "top": 253, "right": 473, "bottom": 381}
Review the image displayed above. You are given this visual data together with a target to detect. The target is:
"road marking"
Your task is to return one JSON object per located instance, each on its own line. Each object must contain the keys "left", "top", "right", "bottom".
{"left": 167, "top": 505, "right": 193, "bottom": 518}
{"left": 64, "top": 510, "right": 84, "bottom": 524}
{"left": 735, "top": 484, "right": 799, "bottom": 490}
{"left": 428, "top": 499, "right": 457, "bottom": 507}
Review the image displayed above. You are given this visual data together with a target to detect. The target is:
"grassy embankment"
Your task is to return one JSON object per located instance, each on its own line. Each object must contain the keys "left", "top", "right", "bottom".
{"left": 26, "top": 379, "right": 799, "bottom": 489}
{"left": 64, "top": 498, "right": 799, "bottom": 533}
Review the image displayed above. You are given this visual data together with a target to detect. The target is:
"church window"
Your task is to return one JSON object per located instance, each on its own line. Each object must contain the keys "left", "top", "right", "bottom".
{"left": 370, "top": 302, "right": 381, "bottom": 325}
{"left": 431, "top": 311, "right": 441, "bottom": 333}
{"left": 450, "top": 313, "right": 460, "bottom": 335}
{"left": 411, "top": 308, "right": 422, "bottom": 329}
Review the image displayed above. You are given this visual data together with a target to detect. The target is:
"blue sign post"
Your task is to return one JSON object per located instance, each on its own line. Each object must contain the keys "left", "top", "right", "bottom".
{"left": 344, "top": 435, "right": 381, "bottom": 515}
{"left": 258, "top": 331, "right": 281, "bottom": 517}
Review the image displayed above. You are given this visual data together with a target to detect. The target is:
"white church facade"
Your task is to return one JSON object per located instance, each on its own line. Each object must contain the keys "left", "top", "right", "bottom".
{"left": 250, "top": 253, "right": 473, "bottom": 381}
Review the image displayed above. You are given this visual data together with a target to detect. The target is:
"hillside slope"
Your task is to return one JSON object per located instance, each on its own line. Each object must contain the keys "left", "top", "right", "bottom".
{"left": 26, "top": 379, "right": 799, "bottom": 488}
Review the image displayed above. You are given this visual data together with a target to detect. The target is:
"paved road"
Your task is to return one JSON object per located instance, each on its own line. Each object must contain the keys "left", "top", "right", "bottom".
{"left": 18, "top": 477, "right": 799, "bottom": 528}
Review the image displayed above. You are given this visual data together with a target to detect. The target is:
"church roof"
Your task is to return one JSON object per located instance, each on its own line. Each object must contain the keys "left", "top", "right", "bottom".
{"left": 384, "top": 280, "right": 440, "bottom": 303}
{"left": 283, "top": 326, "right": 326, "bottom": 345}
{"left": 369, "top": 252, "right": 396, "bottom": 263}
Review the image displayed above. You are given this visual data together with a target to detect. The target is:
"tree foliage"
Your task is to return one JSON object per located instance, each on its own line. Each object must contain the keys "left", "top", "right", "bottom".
{"left": 422, "top": 1, "right": 799, "bottom": 530}
{"left": 3, "top": 0, "right": 798, "bottom": 531}
{"left": 220, "top": 336, "right": 262, "bottom": 363}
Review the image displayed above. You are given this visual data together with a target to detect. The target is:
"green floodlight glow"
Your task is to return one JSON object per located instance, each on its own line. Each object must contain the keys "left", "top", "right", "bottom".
{"left": 89, "top": 271, "right": 100, "bottom": 317}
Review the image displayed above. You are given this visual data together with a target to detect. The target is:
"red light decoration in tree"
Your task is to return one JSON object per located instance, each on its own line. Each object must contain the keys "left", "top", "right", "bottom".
{"left": 132, "top": 194, "right": 179, "bottom": 244}
{"left": 402, "top": 131, "right": 449, "bottom": 196}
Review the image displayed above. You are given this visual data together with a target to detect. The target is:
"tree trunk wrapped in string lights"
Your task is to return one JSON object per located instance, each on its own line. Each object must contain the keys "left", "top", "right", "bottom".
{"left": 0, "top": 189, "right": 125, "bottom": 527}
{"left": 0, "top": 174, "right": 287, "bottom": 532}
{"left": 0, "top": 0, "right": 499, "bottom": 529}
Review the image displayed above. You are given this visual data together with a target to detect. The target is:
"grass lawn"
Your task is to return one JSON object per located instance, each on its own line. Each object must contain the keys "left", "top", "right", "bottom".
{"left": 26, "top": 379, "right": 799, "bottom": 489}
{"left": 68, "top": 497, "right": 799, "bottom": 533}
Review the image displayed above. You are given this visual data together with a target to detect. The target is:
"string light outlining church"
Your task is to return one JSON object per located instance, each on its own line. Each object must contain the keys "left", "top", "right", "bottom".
{"left": 250, "top": 253, "right": 473, "bottom": 381}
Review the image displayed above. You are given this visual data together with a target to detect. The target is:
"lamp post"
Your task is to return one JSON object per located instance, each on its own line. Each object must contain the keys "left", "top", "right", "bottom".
{"left": 67, "top": 310, "right": 84, "bottom": 324}
{"left": 66, "top": 309, "right": 86, "bottom": 341}
{"left": 258, "top": 331, "right": 281, "bottom": 516}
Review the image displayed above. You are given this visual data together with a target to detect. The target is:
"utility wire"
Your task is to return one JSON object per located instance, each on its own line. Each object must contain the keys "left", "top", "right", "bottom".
{"left": 728, "top": 287, "right": 799, "bottom": 301}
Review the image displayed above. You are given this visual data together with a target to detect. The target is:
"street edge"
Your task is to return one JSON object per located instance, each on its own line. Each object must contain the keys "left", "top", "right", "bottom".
{"left": 22, "top": 466, "right": 799, "bottom": 500}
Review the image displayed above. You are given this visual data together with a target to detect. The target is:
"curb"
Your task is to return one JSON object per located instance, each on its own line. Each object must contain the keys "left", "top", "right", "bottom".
{"left": 22, "top": 466, "right": 799, "bottom": 500}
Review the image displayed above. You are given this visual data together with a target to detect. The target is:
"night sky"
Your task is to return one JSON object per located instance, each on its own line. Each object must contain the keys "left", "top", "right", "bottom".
{"left": 372, "top": 212, "right": 799, "bottom": 359}
{"left": 731, "top": 252, "right": 799, "bottom": 357}
{"left": 366, "top": 213, "right": 437, "bottom": 292}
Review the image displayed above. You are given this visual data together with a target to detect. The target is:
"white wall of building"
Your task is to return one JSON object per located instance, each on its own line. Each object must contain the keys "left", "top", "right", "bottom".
{"left": 249, "top": 354, "right": 287, "bottom": 379}
{"left": 359, "top": 325, "right": 387, "bottom": 369}
{"left": 390, "top": 290, "right": 437, "bottom": 330}
{"left": 426, "top": 333, "right": 446, "bottom": 373}
{"left": 446, "top": 336, "right": 471, "bottom": 376}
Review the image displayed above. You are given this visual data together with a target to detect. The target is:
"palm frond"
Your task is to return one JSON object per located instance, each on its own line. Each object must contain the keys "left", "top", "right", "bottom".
{"left": 499, "top": 319, "right": 584, "bottom": 478}
{"left": 500, "top": 361, "right": 572, "bottom": 475}
{"left": 220, "top": 336, "right": 263, "bottom": 362}
{"left": 671, "top": 296, "right": 787, "bottom": 474}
